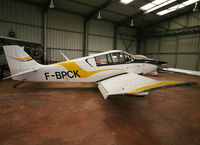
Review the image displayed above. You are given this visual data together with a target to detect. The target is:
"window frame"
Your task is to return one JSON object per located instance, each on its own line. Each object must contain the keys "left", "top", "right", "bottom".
{"left": 94, "top": 54, "right": 109, "bottom": 66}
{"left": 94, "top": 51, "right": 135, "bottom": 67}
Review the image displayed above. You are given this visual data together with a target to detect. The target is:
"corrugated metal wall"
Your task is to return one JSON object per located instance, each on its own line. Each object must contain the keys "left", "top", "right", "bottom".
{"left": 0, "top": 0, "right": 43, "bottom": 43}
{"left": 88, "top": 21, "right": 137, "bottom": 55}
{"left": 47, "top": 9, "right": 84, "bottom": 60}
{"left": 177, "top": 34, "right": 200, "bottom": 70}
{"left": 141, "top": 12, "right": 200, "bottom": 71}
{"left": 88, "top": 19, "right": 114, "bottom": 53}
{"left": 154, "top": 12, "right": 200, "bottom": 32}
{"left": 0, "top": 0, "right": 136, "bottom": 62}
{"left": 117, "top": 27, "right": 137, "bottom": 54}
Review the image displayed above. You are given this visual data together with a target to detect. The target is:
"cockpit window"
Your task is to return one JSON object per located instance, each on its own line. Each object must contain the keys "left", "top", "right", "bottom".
{"left": 106, "top": 54, "right": 112, "bottom": 64}
{"left": 124, "top": 53, "right": 134, "bottom": 63}
{"left": 119, "top": 52, "right": 125, "bottom": 63}
{"left": 95, "top": 51, "right": 134, "bottom": 66}
{"left": 95, "top": 54, "right": 108, "bottom": 66}
{"left": 111, "top": 52, "right": 133, "bottom": 64}
{"left": 111, "top": 53, "right": 119, "bottom": 64}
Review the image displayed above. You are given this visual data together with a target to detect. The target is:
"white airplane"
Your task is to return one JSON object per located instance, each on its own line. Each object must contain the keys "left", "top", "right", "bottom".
{"left": 3, "top": 45, "right": 196, "bottom": 99}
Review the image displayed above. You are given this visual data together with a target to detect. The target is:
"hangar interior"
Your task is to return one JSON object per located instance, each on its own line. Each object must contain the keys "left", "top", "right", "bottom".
{"left": 0, "top": 0, "right": 200, "bottom": 145}
{"left": 0, "top": 0, "right": 200, "bottom": 70}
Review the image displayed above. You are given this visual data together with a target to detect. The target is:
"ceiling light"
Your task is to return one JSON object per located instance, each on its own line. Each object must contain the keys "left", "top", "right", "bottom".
{"left": 140, "top": 0, "right": 176, "bottom": 14}
{"left": 97, "top": 11, "right": 101, "bottom": 19}
{"left": 140, "top": 3, "right": 156, "bottom": 11}
{"left": 157, "top": 0, "right": 199, "bottom": 15}
{"left": 157, "top": 9, "right": 171, "bottom": 15}
{"left": 193, "top": 1, "right": 199, "bottom": 12}
{"left": 145, "top": 0, "right": 176, "bottom": 14}
{"left": 49, "top": 0, "right": 55, "bottom": 8}
{"left": 183, "top": 0, "right": 199, "bottom": 6}
{"left": 157, "top": 4, "right": 183, "bottom": 15}
{"left": 120, "top": 0, "right": 134, "bottom": 5}
{"left": 140, "top": 0, "right": 167, "bottom": 11}
{"left": 130, "top": 19, "right": 134, "bottom": 27}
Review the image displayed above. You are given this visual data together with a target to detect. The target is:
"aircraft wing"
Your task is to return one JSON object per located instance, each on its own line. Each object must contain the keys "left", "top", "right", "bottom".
{"left": 98, "top": 73, "right": 195, "bottom": 99}
{"left": 163, "top": 68, "right": 200, "bottom": 76}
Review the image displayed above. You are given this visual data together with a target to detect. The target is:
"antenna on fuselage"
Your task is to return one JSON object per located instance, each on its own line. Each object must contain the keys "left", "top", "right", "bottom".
{"left": 59, "top": 50, "right": 70, "bottom": 61}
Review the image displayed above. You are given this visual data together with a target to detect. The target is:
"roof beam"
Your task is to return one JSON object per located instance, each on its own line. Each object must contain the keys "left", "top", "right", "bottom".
{"left": 68, "top": 0, "right": 129, "bottom": 18}
{"left": 13, "top": 0, "right": 86, "bottom": 17}
{"left": 144, "top": 8, "right": 193, "bottom": 30}
{"left": 85, "top": 0, "right": 118, "bottom": 21}
{"left": 138, "top": 9, "right": 194, "bottom": 36}
{"left": 13, "top": 0, "right": 46, "bottom": 7}
{"left": 116, "top": 12, "right": 144, "bottom": 27}
{"left": 142, "top": 25, "right": 200, "bottom": 37}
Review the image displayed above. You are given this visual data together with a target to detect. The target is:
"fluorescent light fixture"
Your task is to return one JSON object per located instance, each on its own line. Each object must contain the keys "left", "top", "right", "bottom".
{"left": 120, "top": 0, "right": 133, "bottom": 5}
{"left": 140, "top": 0, "right": 176, "bottom": 14}
{"left": 141, "top": 0, "right": 169, "bottom": 10}
{"left": 183, "top": 0, "right": 199, "bottom": 6}
{"left": 145, "top": 0, "right": 177, "bottom": 14}
{"left": 140, "top": 3, "right": 156, "bottom": 11}
{"left": 157, "top": 0, "right": 199, "bottom": 15}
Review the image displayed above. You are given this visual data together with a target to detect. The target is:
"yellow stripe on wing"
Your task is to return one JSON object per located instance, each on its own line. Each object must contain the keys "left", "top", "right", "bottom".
{"left": 127, "top": 81, "right": 185, "bottom": 94}
{"left": 9, "top": 56, "right": 32, "bottom": 61}
{"left": 56, "top": 61, "right": 123, "bottom": 78}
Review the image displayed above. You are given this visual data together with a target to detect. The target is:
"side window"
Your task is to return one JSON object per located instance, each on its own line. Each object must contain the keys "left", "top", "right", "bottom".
{"left": 106, "top": 54, "right": 112, "bottom": 64}
{"left": 111, "top": 53, "right": 119, "bottom": 64}
{"left": 124, "top": 53, "right": 134, "bottom": 63}
{"left": 119, "top": 52, "right": 125, "bottom": 63}
{"left": 95, "top": 55, "right": 108, "bottom": 66}
{"left": 86, "top": 57, "right": 96, "bottom": 67}
{"left": 94, "top": 52, "right": 131, "bottom": 66}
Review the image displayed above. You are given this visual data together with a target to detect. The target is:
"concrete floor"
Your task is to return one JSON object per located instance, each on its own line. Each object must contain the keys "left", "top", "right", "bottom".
{"left": 0, "top": 73, "right": 200, "bottom": 145}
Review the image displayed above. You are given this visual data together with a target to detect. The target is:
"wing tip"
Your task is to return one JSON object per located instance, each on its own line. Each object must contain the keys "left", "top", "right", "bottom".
{"left": 126, "top": 81, "right": 197, "bottom": 94}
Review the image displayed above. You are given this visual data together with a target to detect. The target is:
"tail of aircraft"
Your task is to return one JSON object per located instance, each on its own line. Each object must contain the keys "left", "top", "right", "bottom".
{"left": 3, "top": 45, "right": 41, "bottom": 78}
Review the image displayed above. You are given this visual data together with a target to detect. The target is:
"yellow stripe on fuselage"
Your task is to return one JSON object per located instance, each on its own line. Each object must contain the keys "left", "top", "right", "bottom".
{"left": 127, "top": 81, "right": 185, "bottom": 94}
{"left": 9, "top": 56, "right": 32, "bottom": 61}
{"left": 56, "top": 61, "right": 123, "bottom": 78}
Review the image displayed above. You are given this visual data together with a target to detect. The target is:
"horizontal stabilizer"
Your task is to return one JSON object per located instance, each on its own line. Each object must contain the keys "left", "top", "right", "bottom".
{"left": 3, "top": 68, "right": 39, "bottom": 80}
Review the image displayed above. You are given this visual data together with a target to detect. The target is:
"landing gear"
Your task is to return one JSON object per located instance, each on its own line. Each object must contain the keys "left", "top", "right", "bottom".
{"left": 13, "top": 81, "right": 24, "bottom": 88}
{"left": 0, "top": 72, "right": 2, "bottom": 80}
{"left": 0, "top": 65, "right": 4, "bottom": 80}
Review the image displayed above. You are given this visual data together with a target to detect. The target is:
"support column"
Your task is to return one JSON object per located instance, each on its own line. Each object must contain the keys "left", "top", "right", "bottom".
{"left": 196, "top": 34, "right": 200, "bottom": 71}
{"left": 43, "top": 10, "right": 47, "bottom": 64}
{"left": 136, "top": 37, "right": 141, "bottom": 54}
{"left": 144, "top": 38, "right": 147, "bottom": 55}
{"left": 114, "top": 24, "right": 117, "bottom": 50}
{"left": 83, "top": 20, "right": 89, "bottom": 56}
{"left": 158, "top": 37, "right": 161, "bottom": 60}
{"left": 174, "top": 36, "right": 179, "bottom": 68}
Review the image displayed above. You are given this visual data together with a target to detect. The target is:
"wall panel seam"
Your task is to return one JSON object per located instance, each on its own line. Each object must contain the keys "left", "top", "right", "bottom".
{"left": 0, "top": 19, "right": 42, "bottom": 28}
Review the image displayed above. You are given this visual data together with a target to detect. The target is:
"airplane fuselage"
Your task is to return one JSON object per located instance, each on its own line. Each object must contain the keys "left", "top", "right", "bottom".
{"left": 18, "top": 51, "right": 158, "bottom": 82}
